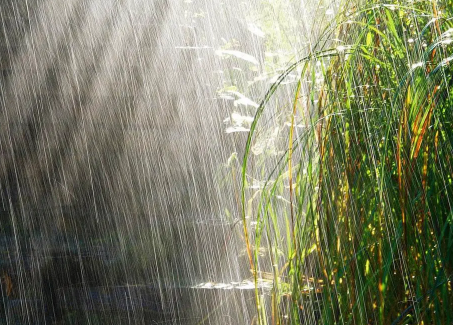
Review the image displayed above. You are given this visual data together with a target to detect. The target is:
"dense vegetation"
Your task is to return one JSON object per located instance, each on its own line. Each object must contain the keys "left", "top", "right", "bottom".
{"left": 241, "top": 0, "right": 453, "bottom": 324}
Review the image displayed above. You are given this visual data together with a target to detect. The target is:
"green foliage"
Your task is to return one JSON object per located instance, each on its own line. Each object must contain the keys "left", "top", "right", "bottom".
{"left": 241, "top": 0, "right": 453, "bottom": 324}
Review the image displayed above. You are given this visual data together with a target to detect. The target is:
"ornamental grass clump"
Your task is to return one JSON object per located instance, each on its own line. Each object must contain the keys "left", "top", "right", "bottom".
{"left": 241, "top": 0, "right": 453, "bottom": 324}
